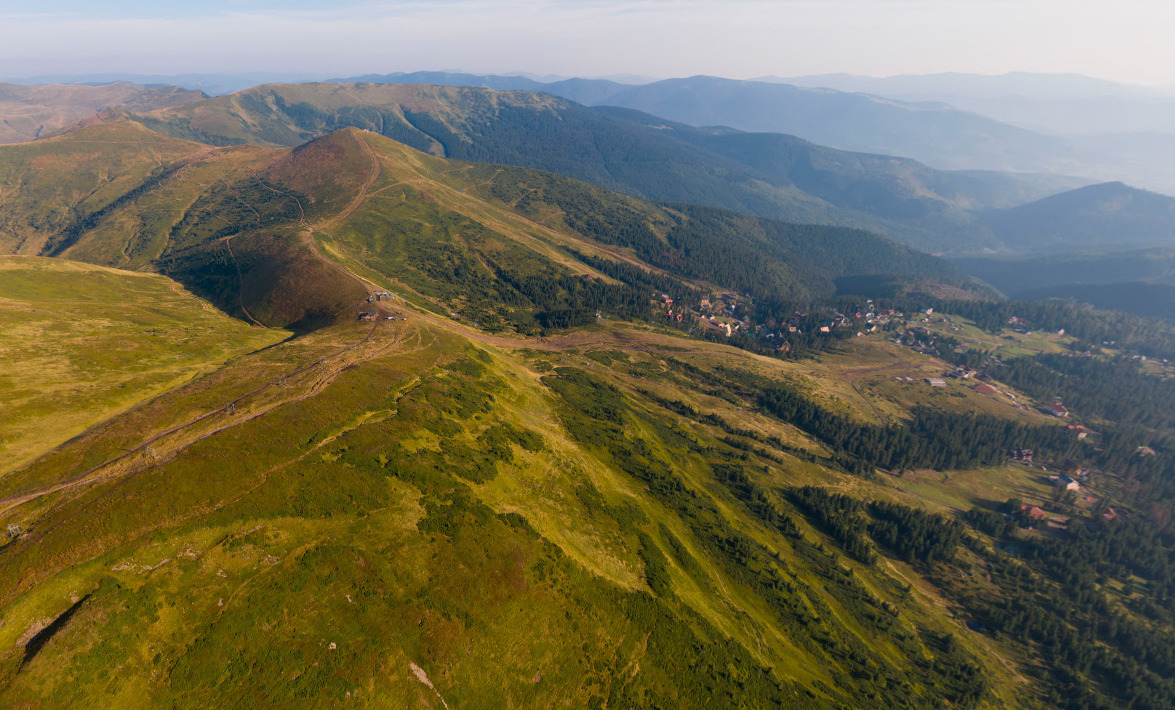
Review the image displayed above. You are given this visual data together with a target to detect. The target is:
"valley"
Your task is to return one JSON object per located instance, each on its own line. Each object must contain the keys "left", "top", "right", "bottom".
{"left": 0, "top": 88, "right": 1174, "bottom": 710}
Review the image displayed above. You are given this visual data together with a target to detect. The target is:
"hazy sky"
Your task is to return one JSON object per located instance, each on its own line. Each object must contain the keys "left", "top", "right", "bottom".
{"left": 2, "top": 0, "right": 1173, "bottom": 85}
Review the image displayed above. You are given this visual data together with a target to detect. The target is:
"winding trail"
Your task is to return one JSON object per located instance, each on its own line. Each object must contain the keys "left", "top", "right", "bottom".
{"left": 0, "top": 321, "right": 386, "bottom": 516}
{"left": 0, "top": 128, "right": 723, "bottom": 520}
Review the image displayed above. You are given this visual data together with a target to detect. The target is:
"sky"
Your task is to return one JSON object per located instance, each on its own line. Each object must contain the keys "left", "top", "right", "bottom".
{"left": 1, "top": 0, "right": 1174, "bottom": 85}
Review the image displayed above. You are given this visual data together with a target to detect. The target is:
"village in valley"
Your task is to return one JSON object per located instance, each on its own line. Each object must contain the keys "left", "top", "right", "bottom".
{"left": 657, "top": 291, "right": 905, "bottom": 355}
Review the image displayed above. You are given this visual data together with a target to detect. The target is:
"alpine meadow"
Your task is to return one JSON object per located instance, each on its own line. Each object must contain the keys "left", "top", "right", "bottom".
{"left": 3, "top": 4, "right": 1175, "bottom": 709}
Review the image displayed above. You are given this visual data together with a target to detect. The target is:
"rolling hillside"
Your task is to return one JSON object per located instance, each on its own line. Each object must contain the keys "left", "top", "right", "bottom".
{"left": 0, "top": 257, "right": 287, "bottom": 477}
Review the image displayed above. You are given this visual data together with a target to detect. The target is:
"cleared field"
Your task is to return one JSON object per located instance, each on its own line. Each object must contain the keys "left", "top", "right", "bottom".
{"left": 0, "top": 257, "right": 288, "bottom": 476}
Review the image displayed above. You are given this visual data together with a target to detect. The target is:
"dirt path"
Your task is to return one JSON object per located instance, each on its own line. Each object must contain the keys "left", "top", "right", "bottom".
{"left": 318, "top": 131, "right": 382, "bottom": 232}
{"left": 841, "top": 353, "right": 910, "bottom": 425}
{"left": 222, "top": 236, "right": 266, "bottom": 328}
{"left": 165, "top": 279, "right": 215, "bottom": 313}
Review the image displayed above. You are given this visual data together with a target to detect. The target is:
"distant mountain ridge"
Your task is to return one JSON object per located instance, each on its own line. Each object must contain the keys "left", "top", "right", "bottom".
{"left": 0, "top": 81, "right": 205, "bottom": 143}
{"left": 333, "top": 71, "right": 1175, "bottom": 194}
{"left": 123, "top": 81, "right": 1089, "bottom": 254}
{"left": 333, "top": 72, "right": 1068, "bottom": 172}
{"left": 980, "top": 182, "right": 1175, "bottom": 254}
{"left": 775, "top": 71, "right": 1175, "bottom": 135}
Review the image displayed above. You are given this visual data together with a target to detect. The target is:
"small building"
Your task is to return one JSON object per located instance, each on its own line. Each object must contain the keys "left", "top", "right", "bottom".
{"left": 1045, "top": 402, "right": 1070, "bottom": 418}
{"left": 1020, "top": 505, "right": 1048, "bottom": 521}
{"left": 1010, "top": 448, "right": 1034, "bottom": 462}
{"left": 1049, "top": 474, "right": 1081, "bottom": 492}
{"left": 974, "top": 383, "right": 998, "bottom": 395}
{"left": 926, "top": 377, "right": 947, "bottom": 387}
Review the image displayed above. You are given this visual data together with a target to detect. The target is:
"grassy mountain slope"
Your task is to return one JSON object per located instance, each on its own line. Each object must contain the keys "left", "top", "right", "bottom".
{"left": 0, "top": 256, "right": 287, "bottom": 477}
{"left": 127, "top": 82, "right": 1091, "bottom": 254}
{"left": 980, "top": 182, "right": 1175, "bottom": 254}
{"left": 0, "top": 81, "right": 204, "bottom": 144}
{"left": 0, "top": 120, "right": 209, "bottom": 256}
{"left": 0, "top": 304, "right": 1045, "bottom": 708}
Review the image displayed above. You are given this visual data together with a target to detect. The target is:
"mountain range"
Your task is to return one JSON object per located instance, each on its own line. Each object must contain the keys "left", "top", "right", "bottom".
{"left": 4, "top": 74, "right": 1175, "bottom": 709}
{"left": 5, "top": 77, "right": 1175, "bottom": 262}
{"left": 335, "top": 71, "right": 1175, "bottom": 195}
{"left": 119, "top": 80, "right": 1175, "bottom": 257}
{"left": 0, "top": 118, "right": 970, "bottom": 331}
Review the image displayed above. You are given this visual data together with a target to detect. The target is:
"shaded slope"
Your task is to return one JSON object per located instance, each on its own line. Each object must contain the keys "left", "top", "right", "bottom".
{"left": 980, "top": 181, "right": 1175, "bottom": 253}
{"left": 954, "top": 248, "right": 1175, "bottom": 295}
{"left": 1010, "top": 282, "right": 1175, "bottom": 322}
{"left": 0, "top": 121, "right": 369, "bottom": 329}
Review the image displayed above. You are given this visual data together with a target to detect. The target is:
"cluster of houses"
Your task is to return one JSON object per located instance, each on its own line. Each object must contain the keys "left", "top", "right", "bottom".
{"left": 948, "top": 364, "right": 975, "bottom": 380}
{"left": 358, "top": 291, "right": 408, "bottom": 322}
{"left": 653, "top": 294, "right": 906, "bottom": 357}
